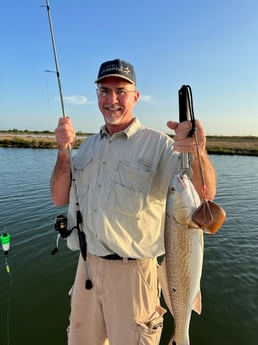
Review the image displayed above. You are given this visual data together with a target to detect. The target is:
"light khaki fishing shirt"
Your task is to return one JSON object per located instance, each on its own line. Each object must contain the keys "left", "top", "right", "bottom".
{"left": 67, "top": 118, "right": 182, "bottom": 258}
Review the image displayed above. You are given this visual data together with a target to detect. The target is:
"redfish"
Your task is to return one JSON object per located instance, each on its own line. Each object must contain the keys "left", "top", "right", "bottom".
{"left": 159, "top": 174, "right": 204, "bottom": 345}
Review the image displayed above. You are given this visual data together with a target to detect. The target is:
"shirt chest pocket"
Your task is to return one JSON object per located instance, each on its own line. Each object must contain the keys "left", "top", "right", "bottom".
{"left": 116, "top": 161, "right": 153, "bottom": 194}
{"left": 73, "top": 157, "right": 94, "bottom": 208}
{"left": 106, "top": 162, "right": 153, "bottom": 216}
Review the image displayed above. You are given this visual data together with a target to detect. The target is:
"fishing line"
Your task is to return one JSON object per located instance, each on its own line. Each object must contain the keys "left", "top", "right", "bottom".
{"left": 1, "top": 231, "right": 13, "bottom": 345}
{"left": 42, "top": 0, "right": 92, "bottom": 289}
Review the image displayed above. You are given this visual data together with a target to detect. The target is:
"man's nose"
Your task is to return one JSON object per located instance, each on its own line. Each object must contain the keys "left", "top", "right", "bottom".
{"left": 107, "top": 90, "right": 119, "bottom": 102}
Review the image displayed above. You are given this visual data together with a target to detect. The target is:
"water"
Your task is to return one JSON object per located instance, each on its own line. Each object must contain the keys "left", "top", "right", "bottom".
{"left": 0, "top": 148, "right": 257, "bottom": 345}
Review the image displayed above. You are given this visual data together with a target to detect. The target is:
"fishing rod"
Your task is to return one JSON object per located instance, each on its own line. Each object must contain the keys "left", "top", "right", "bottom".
{"left": 42, "top": 0, "right": 92, "bottom": 289}
{"left": 43, "top": 0, "right": 65, "bottom": 117}
{"left": 42, "top": 0, "right": 72, "bottom": 250}
{"left": 1, "top": 231, "right": 13, "bottom": 345}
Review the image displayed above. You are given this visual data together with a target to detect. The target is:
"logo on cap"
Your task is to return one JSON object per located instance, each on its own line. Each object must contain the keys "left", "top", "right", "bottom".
{"left": 95, "top": 59, "right": 136, "bottom": 84}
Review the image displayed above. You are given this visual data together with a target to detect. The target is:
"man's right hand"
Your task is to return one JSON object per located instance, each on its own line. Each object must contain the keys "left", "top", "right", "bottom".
{"left": 55, "top": 116, "right": 76, "bottom": 150}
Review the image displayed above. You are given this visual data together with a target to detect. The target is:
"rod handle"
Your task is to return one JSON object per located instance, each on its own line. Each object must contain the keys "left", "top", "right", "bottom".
{"left": 178, "top": 85, "right": 190, "bottom": 122}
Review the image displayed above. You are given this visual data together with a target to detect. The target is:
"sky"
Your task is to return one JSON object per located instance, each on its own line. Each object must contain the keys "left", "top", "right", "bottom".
{"left": 0, "top": 0, "right": 257, "bottom": 136}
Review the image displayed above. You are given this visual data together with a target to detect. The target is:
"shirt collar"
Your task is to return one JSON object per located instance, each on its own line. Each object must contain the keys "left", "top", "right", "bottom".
{"left": 100, "top": 118, "right": 141, "bottom": 139}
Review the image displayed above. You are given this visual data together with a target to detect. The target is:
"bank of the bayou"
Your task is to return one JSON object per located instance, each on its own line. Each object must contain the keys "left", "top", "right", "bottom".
{"left": 0, "top": 132, "right": 258, "bottom": 156}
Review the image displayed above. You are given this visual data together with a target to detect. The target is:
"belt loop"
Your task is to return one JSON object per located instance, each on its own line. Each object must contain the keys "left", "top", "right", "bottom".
{"left": 122, "top": 257, "right": 129, "bottom": 264}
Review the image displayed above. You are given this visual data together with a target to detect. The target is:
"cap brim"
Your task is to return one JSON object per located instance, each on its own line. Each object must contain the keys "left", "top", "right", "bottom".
{"left": 95, "top": 74, "right": 135, "bottom": 84}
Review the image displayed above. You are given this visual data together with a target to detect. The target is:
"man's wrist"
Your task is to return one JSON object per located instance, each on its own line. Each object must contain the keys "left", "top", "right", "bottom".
{"left": 58, "top": 146, "right": 70, "bottom": 158}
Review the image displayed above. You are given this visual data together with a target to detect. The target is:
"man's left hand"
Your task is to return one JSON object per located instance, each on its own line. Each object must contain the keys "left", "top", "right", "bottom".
{"left": 167, "top": 119, "right": 206, "bottom": 153}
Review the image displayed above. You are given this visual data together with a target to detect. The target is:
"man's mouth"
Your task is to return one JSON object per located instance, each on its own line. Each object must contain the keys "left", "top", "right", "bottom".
{"left": 105, "top": 105, "right": 122, "bottom": 112}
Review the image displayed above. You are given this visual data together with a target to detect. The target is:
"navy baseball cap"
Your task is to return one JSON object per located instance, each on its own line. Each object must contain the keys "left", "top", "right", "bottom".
{"left": 95, "top": 59, "right": 136, "bottom": 85}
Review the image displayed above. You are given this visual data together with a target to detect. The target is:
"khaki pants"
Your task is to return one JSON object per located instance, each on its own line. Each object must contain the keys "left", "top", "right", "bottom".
{"left": 67, "top": 254, "right": 166, "bottom": 345}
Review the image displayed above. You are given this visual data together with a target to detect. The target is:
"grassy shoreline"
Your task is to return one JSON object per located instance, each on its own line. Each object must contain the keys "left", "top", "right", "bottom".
{"left": 0, "top": 131, "right": 258, "bottom": 156}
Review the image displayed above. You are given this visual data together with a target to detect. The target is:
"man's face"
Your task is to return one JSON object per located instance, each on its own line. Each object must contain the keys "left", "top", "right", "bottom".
{"left": 97, "top": 77, "right": 139, "bottom": 130}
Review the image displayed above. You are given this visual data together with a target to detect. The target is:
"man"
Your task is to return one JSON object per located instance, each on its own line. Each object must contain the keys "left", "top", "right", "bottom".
{"left": 51, "top": 59, "right": 216, "bottom": 345}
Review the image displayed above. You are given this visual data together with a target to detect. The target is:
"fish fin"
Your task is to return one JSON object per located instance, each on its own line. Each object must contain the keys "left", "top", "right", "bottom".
{"left": 157, "top": 258, "right": 174, "bottom": 316}
{"left": 192, "top": 289, "right": 202, "bottom": 315}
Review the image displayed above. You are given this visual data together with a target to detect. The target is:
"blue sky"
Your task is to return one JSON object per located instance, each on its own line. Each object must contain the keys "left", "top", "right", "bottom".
{"left": 0, "top": 0, "right": 257, "bottom": 135}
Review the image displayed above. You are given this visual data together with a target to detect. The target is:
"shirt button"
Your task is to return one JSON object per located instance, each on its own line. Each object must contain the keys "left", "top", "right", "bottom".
{"left": 98, "top": 184, "right": 101, "bottom": 188}
{"left": 103, "top": 161, "right": 106, "bottom": 165}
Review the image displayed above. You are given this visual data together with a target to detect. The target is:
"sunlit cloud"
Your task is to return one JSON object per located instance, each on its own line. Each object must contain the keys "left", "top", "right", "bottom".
{"left": 63, "top": 95, "right": 95, "bottom": 105}
{"left": 53, "top": 94, "right": 150, "bottom": 105}
{"left": 140, "top": 95, "right": 152, "bottom": 102}
{"left": 53, "top": 95, "right": 95, "bottom": 105}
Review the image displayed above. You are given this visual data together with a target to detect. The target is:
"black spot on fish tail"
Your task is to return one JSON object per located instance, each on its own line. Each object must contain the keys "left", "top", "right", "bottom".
{"left": 173, "top": 288, "right": 176, "bottom": 292}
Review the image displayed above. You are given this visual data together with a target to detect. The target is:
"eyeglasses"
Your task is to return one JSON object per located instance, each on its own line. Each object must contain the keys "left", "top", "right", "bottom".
{"left": 96, "top": 87, "right": 137, "bottom": 98}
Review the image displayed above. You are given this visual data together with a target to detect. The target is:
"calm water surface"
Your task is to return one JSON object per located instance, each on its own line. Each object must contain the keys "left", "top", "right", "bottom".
{"left": 0, "top": 148, "right": 257, "bottom": 345}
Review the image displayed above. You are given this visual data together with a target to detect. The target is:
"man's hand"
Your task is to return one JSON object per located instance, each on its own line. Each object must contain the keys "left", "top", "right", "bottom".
{"left": 55, "top": 116, "right": 76, "bottom": 150}
{"left": 167, "top": 119, "right": 206, "bottom": 153}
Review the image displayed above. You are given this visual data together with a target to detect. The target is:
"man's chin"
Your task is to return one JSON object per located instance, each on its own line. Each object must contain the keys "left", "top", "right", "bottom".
{"left": 105, "top": 115, "right": 123, "bottom": 125}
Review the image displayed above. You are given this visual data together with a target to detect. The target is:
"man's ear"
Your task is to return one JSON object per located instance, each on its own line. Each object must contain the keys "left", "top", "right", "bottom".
{"left": 133, "top": 91, "right": 140, "bottom": 104}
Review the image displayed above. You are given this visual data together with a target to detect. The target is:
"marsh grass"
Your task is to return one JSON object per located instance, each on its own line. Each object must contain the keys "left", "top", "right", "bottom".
{"left": 1, "top": 131, "right": 258, "bottom": 155}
